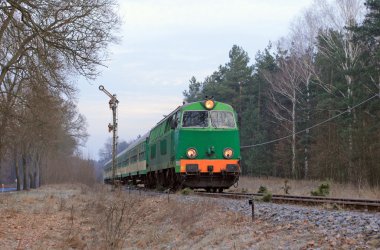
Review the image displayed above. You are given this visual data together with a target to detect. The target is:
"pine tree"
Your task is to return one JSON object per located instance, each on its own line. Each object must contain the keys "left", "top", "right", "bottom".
{"left": 183, "top": 76, "right": 203, "bottom": 102}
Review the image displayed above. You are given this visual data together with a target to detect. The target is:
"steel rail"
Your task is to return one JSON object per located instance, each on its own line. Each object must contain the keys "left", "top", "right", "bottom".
{"left": 194, "top": 191, "right": 380, "bottom": 212}
{"left": 121, "top": 185, "right": 380, "bottom": 211}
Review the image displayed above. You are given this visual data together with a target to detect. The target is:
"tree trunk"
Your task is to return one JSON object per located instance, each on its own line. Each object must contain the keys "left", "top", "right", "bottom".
{"left": 291, "top": 94, "right": 296, "bottom": 178}
{"left": 304, "top": 75, "right": 311, "bottom": 179}
{"left": 37, "top": 159, "right": 41, "bottom": 188}
{"left": 34, "top": 152, "right": 40, "bottom": 188}
{"left": 29, "top": 172, "right": 36, "bottom": 189}
{"left": 29, "top": 156, "right": 36, "bottom": 189}
{"left": 346, "top": 75, "right": 354, "bottom": 182}
{"left": 22, "top": 154, "right": 28, "bottom": 190}
{"left": 14, "top": 148, "right": 20, "bottom": 191}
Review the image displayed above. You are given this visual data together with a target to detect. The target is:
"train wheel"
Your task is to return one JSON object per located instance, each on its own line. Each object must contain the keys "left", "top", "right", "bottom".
{"left": 157, "top": 171, "right": 165, "bottom": 189}
{"left": 147, "top": 172, "right": 156, "bottom": 189}
{"left": 168, "top": 168, "right": 176, "bottom": 190}
{"left": 144, "top": 173, "right": 150, "bottom": 188}
{"left": 218, "top": 188, "right": 223, "bottom": 193}
{"left": 164, "top": 169, "right": 170, "bottom": 188}
{"left": 173, "top": 173, "right": 183, "bottom": 190}
{"left": 132, "top": 177, "right": 137, "bottom": 185}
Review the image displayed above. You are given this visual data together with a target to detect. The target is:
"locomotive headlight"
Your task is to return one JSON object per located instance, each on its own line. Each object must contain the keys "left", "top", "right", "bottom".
{"left": 186, "top": 148, "right": 197, "bottom": 159}
{"left": 223, "top": 148, "right": 233, "bottom": 159}
{"left": 204, "top": 99, "right": 215, "bottom": 110}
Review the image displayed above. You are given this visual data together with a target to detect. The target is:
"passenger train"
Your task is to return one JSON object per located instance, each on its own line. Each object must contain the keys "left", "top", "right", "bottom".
{"left": 103, "top": 98, "right": 240, "bottom": 192}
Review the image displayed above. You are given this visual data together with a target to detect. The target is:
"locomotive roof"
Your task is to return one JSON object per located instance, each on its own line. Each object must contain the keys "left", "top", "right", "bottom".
{"left": 154, "top": 100, "right": 234, "bottom": 126}
{"left": 181, "top": 100, "right": 234, "bottom": 111}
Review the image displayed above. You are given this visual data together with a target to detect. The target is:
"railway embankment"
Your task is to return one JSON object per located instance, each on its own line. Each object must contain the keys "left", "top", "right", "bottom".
{"left": 220, "top": 197, "right": 380, "bottom": 248}
{"left": 0, "top": 184, "right": 379, "bottom": 249}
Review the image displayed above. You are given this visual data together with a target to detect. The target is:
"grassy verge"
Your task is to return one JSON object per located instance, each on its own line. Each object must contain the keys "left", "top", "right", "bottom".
{"left": 228, "top": 176, "right": 380, "bottom": 199}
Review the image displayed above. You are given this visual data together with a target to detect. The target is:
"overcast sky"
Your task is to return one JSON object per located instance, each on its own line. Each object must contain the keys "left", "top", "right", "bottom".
{"left": 77, "top": 0, "right": 314, "bottom": 159}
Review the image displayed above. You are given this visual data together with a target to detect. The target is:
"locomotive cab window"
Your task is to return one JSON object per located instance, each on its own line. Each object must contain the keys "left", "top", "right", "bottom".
{"left": 210, "top": 111, "right": 236, "bottom": 128}
{"left": 182, "top": 111, "right": 208, "bottom": 128}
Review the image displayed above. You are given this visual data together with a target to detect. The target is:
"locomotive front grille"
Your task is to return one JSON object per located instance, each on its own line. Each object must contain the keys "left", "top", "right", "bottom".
{"left": 226, "top": 164, "right": 239, "bottom": 173}
{"left": 180, "top": 159, "right": 239, "bottom": 173}
{"left": 207, "top": 165, "right": 213, "bottom": 173}
{"left": 186, "top": 164, "right": 199, "bottom": 173}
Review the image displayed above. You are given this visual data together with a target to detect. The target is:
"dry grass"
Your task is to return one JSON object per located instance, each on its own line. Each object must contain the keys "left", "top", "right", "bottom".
{"left": 228, "top": 176, "right": 380, "bottom": 199}
{"left": 0, "top": 184, "right": 135, "bottom": 249}
{"left": 0, "top": 183, "right": 374, "bottom": 249}
{"left": 124, "top": 196, "right": 268, "bottom": 249}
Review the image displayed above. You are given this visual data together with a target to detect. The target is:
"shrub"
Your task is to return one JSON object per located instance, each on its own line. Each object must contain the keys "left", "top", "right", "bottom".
{"left": 311, "top": 182, "right": 330, "bottom": 196}
{"left": 332, "top": 203, "right": 341, "bottom": 210}
{"left": 261, "top": 192, "right": 272, "bottom": 202}
{"left": 258, "top": 185, "right": 268, "bottom": 194}
{"left": 179, "top": 188, "right": 193, "bottom": 195}
{"left": 282, "top": 179, "right": 291, "bottom": 194}
{"left": 155, "top": 184, "right": 166, "bottom": 192}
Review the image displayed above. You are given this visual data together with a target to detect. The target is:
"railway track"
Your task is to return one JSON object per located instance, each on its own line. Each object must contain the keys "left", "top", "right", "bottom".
{"left": 121, "top": 185, "right": 380, "bottom": 212}
{"left": 194, "top": 191, "right": 380, "bottom": 212}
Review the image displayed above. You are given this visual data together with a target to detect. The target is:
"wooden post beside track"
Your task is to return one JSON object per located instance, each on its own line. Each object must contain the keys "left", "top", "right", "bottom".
{"left": 249, "top": 199, "right": 254, "bottom": 221}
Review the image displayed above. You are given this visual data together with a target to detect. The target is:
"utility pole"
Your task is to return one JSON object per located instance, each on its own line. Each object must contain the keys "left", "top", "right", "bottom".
{"left": 99, "top": 85, "right": 119, "bottom": 189}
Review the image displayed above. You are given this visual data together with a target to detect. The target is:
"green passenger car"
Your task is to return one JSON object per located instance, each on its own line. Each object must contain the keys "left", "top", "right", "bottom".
{"left": 103, "top": 133, "right": 148, "bottom": 184}
{"left": 104, "top": 99, "right": 241, "bottom": 192}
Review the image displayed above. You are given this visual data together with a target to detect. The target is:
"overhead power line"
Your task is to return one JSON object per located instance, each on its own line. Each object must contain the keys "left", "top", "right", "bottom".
{"left": 241, "top": 94, "right": 379, "bottom": 149}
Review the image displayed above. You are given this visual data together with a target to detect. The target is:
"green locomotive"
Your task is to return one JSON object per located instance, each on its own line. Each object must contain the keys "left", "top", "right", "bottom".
{"left": 104, "top": 99, "right": 240, "bottom": 192}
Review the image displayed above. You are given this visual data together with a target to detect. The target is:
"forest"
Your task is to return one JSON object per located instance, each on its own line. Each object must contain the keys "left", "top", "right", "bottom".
{"left": 183, "top": 0, "right": 380, "bottom": 186}
{"left": 1, "top": 0, "right": 379, "bottom": 189}
{"left": 0, "top": 0, "right": 119, "bottom": 188}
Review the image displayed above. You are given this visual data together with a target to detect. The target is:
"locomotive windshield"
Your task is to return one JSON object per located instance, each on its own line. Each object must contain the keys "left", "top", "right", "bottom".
{"left": 182, "top": 111, "right": 208, "bottom": 127}
{"left": 210, "top": 111, "right": 235, "bottom": 128}
{"left": 182, "top": 111, "right": 236, "bottom": 128}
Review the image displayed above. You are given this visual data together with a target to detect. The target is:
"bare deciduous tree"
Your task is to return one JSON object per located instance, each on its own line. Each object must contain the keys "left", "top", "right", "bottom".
{"left": 310, "top": 0, "right": 365, "bottom": 180}
{"left": 0, "top": 0, "right": 119, "bottom": 83}
{"left": 263, "top": 48, "right": 304, "bottom": 178}
{"left": 0, "top": 0, "right": 119, "bottom": 183}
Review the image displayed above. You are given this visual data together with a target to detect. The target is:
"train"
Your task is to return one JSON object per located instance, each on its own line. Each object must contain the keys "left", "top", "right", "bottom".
{"left": 103, "top": 98, "right": 241, "bottom": 192}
